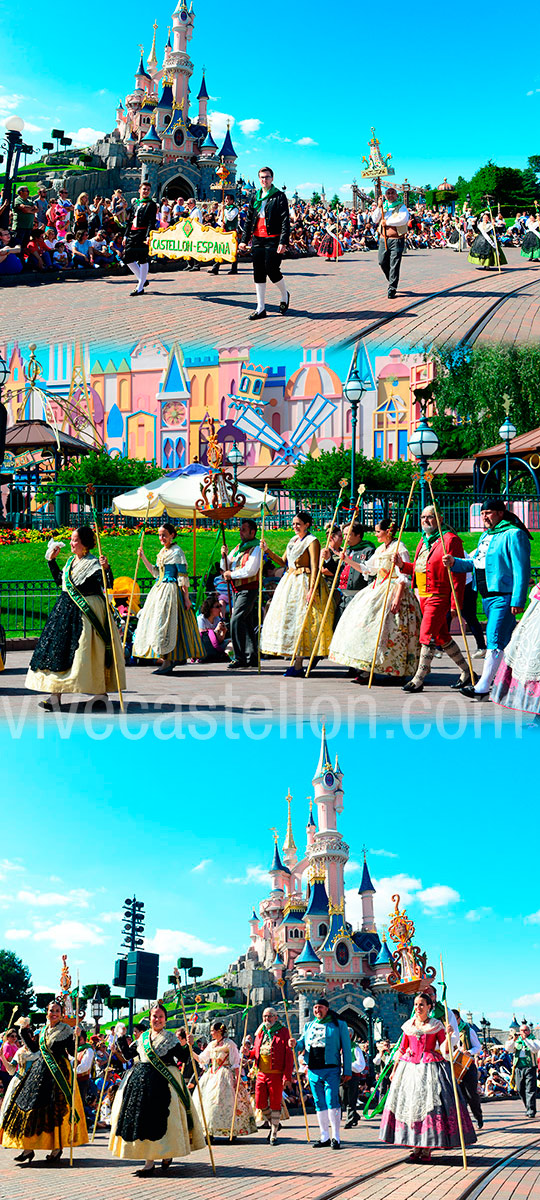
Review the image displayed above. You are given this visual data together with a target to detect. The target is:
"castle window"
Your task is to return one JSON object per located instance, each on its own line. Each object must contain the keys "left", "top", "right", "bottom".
{"left": 335, "top": 941, "right": 349, "bottom": 966}
{"left": 252, "top": 379, "right": 263, "bottom": 395}
{"left": 239, "top": 375, "right": 250, "bottom": 393}
{"left": 318, "top": 923, "right": 327, "bottom": 937}
{"left": 174, "top": 129, "right": 184, "bottom": 148}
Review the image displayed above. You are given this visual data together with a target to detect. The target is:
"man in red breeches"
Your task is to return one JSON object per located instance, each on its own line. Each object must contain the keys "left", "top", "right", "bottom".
{"left": 248, "top": 1006, "right": 293, "bottom": 1145}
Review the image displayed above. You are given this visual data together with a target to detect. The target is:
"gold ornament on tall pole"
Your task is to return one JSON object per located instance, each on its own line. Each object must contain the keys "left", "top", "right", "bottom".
{"left": 69, "top": 974, "right": 80, "bottom": 1166}
{"left": 361, "top": 128, "right": 394, "bottom": 251}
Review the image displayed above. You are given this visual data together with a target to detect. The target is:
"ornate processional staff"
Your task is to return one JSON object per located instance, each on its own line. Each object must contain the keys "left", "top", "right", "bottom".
{"left": 361, "top": 128, "right": 395, "bottom": 251}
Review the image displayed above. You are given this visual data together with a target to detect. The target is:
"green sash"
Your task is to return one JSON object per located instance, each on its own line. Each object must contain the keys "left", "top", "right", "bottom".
{"left": 39, "top": 1026, "right": 78, "bottom": 1121}
{"left": 64, "top": 555, "right": 112, "bottom": 667}
{"left": 140, "top": 1031, "right": 193, "bottom": 1129}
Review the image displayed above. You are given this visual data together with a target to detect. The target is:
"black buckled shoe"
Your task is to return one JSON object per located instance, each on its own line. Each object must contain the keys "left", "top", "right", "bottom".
{"left": 279, "top": 291, "right": 290, "bottom": 314}
{"left": 402, "top": 679, "right": 424, "bottom": 693}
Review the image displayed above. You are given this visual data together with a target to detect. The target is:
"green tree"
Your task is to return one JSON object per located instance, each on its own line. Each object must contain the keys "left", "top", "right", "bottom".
{"left": 54, "top": 451, "right": 159, "bottom": 488}
{"left": 311, "top": 191, "right": 321, "bottom": 205}
{"left": 106, "top": 995, "right": 129, "bottom": 1018}
{"left": 288, "top": 447, "right": 449, "bottom": 499}
{"left": 0, "top": 949, "right": 35, "bottom": 1017}
{"left": 81, "top": 983, "right": 111, "bottom": 1002}
{"left": 430, "top": 344, "right": 540, "bottom": 457}
{"left": 330, "top": 194, "right": 340, "bottom": 209}
{"left": 35, "top": 991, "right": 56, "bottom": 1010}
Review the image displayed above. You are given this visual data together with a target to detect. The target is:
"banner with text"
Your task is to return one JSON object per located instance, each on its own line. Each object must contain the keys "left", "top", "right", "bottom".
{"left": 150, "top": 217, "right": 237, "bottom": 263}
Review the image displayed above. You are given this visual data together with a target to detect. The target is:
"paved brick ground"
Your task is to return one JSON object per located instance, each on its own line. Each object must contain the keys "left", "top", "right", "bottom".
{"left": 0, "top": 1100, "right": 537, "bottom": 1200}
{"left": 1, "top": 250, "right": 538, "bottom": 351}
{"left": 0, "top": 646, "right": 532, "bottom": 735}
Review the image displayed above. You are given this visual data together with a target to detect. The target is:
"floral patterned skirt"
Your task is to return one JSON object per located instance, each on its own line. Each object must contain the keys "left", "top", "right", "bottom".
{"left": 192, "top": 1068, "right": 256, "bottom": 1138}
{"left": 330, "top": 581, "right": 421, "bottom": 677}
{"left": 261, "top": 571, "right": 334, "bottom": 659}
{"left": 380, "top": 1060, "right": 476, "bottom": 1149}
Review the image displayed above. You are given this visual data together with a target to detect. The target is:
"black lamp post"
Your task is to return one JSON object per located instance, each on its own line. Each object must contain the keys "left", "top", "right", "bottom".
{"left": 480, "top": 1015, "right": 489, "bottom": 1049}
{"left": 343, "top": 363, "right": 367, "bottom": 511}
{"left": 408, "top": 415, "right": 440, "bottom": 511}
{"left": 227, "top": 440, "right": 243, "bottom": 486}
{"left": 91, "top": 987, "right": 104, "bottom": 1034}
{"left": 499, "top": 416, "right": 517, "bottom": 504}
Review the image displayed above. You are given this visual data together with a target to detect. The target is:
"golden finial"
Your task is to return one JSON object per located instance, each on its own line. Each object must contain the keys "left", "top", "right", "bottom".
{"left": 147, "top": 19, "right": 158, "bottom": 66}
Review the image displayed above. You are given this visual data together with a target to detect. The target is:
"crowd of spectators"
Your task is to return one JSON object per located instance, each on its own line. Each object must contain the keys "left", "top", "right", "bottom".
{"left": 0, "top": 177, "right": 535, "bottom": 281}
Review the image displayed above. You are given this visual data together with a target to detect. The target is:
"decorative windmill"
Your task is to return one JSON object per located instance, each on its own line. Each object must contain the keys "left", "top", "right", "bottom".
{"left": 386, "top": 894, "right": 436, "bottom": 994}
{"left": 231, "top": 393, "right": 338, "bottom": 465}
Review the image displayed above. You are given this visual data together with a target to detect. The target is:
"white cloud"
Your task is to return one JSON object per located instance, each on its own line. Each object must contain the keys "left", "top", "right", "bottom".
{"left": 526, "top": 90, "right": 534, "bottom": 96}
{"left": 192, "top": 859, "right": 212, "bottom": 873}
{"left": 344, "top": 860, "right": 362, "bottom": 875}
{"left": 340, "top": 184, "right": 353, "bottom": 195}
{"left": 99, "top": 910, "right": 123, "bottom": 925}
{"left": 224, "top": 865, "right": 271, "bottom": 886}
{"left": 144, "top": 928, "right": 232, "bottom": 961}
{"left": 4, "top": 928, "right": 32, "bottom": 940}
{"left": 296, "top": 181, "right": 319, "bottom": 191}
{"left": 371, "top": 874, "right": 423, "bottom": 925}
{"left": 296, "top": 136, "right": 317, "bottom": 146}
{"left": 239, "top": 118, "right": 261, "bottom": 136}
{"left": 369, "top": 849, "right": 398, "bottom": 859}
{"left": 17, "top": 888, "right": 92, "bottom": 908}
{"left": 0, "top": 859, "right": 24, "bottom": 878}
{"left": 21, "top": 122, "right": 42, "bottom": 133}
{"left": 513, "top": 992, "right": 540, "bottom": 1008}
{"left": 33, "top": 920, "right": 105, "bottom": 949}
{"left": 65, "top": 127, "right": 105, "bottom": 146}
{"left": 524, "top": 910, "right": 540, "bottom": 924}
{"left": 417, "top": 885, "right": 460, "bottom": 909}
{"left": 267, "top": 131, "right": 291, "bottom": 143}
{"left": 207, "top": 111, "right": 234, "bottom": 141}
{"left": 0, "top": 90, "right": 27, "bottom": 121}
{"left": 466, "top": 907, "right": 493, "bottom": 922}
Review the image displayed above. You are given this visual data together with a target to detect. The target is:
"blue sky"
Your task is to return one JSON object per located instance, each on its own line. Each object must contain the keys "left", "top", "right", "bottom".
{"left": 1, "top": 0, "right": 536, "bottom": 198}
{"left": 0, "top": 719, "right": 537, "bottom": 1030}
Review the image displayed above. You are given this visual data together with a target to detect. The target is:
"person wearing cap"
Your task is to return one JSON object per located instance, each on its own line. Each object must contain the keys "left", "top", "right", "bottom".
{"left": 289, "top": 997, "right": 352, "bottom": 1149}
{"left": 442, "top": 498, "right": 531, "bottom": 700}
{"left": 504, "top": 1021, "right": 540, "bottom": 1117}
{"left": 372, "top": 186, "right": 410, "bottom": 298}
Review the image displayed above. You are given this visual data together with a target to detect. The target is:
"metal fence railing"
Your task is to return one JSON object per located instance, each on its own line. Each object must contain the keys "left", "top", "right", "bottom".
{"left": 2, "top": 483, "right": 540, "bottom": 535}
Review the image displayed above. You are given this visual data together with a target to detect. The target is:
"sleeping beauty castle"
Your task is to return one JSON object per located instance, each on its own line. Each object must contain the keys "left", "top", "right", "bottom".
{"left": 76, "top": 1, "right": 238, "bottom": 201}
{"left": 220, "top": 730, "right": 412, "bottom": 1041}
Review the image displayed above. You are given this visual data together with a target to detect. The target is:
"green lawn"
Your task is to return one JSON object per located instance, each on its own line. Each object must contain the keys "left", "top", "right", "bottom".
{"left": 2, "top": 529, "right": 540, "bottom": 583}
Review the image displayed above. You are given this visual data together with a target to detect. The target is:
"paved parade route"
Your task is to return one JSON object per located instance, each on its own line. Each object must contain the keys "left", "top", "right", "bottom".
{"left": 0, "top": 647, "right": 530, "bottom": 735}
{"left": 2, "top": 251, "right": 538, "bottom": 352}
{"left": 0, "top": 1102, "right": 538, "bottom": 1200}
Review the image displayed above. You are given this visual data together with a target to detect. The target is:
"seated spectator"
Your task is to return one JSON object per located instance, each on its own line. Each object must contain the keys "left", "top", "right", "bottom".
{"left": 0, "top": 229, "right": 23, "bottom": 275}
{"left": 26, "top": 227, "right": 53, "bottom": 271}
{"left": 72, "top": 233, "right": 94, "bottom": 268}
{"left": 43, "top": 226, "right": 58, "bottom": 258}
{"left": 53, "top": 241, "right": 70, "bottom": 269}
{"left": 197, "top": 592, "right": 229, "bottom": 662}
{"left": 109, "top": 230, "right": 125, "bottom": 263}
{"left": 90, "top": 230, "right": 111, "bottom": 267}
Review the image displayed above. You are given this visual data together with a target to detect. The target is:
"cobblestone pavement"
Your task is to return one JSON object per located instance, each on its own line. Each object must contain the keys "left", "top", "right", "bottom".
{"left": 2, "top": 250, "right": 538, "bottom": 352}
{"left": 0, "top": 1100, "right": 537, "bottom": 1200}
{"left": 0, "top": 647, "right": 530, "bottom": 737}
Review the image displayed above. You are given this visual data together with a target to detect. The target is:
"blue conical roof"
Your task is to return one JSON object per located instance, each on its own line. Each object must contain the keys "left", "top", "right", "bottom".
{"left": 140, "top": 123, "right": 161, "bottom": 146}
{"left": 269, "top": 841, "right": 289, "bottom": 875}
{"left": 359, "top": 857, "right": 375, "bottom": 894}
{"left": 314, "top": 727, "right": 332, "bottom": 778}
{"left": 374, "top": 938, "right": 392, "bottom": 966}
{"left": 201, "top": 128, "right": 217, "bottom": 150}
{"left": 295, "top": 938, "right": 321, "bottom": 965}
{"left": 250, "top": 908, "right": 258, "bottom": 921}
{"left": 219, "top": 126, "right": 236, "bottom": 158}
{"left": 157, "top": 82, "right": 174, "bottom": 109}
{"left": 272, "top": 950, "right": 285, "bottom": 966}
{"left": 197, "top": 72, "right": 209, "bottom": 100}
{"left": 305, "top": 877, "right": 329, "bottom": 917}
{"left": 136, "top": 55, "right": 152, "bottom": 80}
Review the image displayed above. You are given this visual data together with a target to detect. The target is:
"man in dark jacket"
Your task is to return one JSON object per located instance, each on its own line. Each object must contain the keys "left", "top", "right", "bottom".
{"left": 123, "top": 181, "right": 158, "bottom": 296}
{"left": 239, "top": 167, "right": 290, "bottom": 320}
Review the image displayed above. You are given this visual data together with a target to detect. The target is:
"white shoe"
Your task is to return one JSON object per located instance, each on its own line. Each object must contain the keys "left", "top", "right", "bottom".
{"left": 473, "top": 649, "right": 486, "bottom": 659}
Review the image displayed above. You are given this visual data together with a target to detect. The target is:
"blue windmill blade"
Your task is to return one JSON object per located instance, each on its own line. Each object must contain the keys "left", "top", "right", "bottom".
{"left": 232, "top": 403, "right": 287, "bottom": 454}
{"left": 289, "top": 393, "right": 339, "bottom": 451}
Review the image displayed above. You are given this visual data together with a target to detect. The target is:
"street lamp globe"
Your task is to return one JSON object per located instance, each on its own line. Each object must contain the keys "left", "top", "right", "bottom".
{"left": 499, "top": 418, "right": 516, "bottom": 443}
{"left": 363, "top": 995, "right": 375, "bottom": 1011}
{"left": 343, "top": 369, "right": 365, "bottom": 405}
{"left": 5, "top": 116, "right": 25, "bottom": 133}
{"left": 408, "top": 417, "right": 439, "bottom": 460}
{"left": 227, "top": 441, "right": 243, "bottom": 468}
{"left": 91, "top": 987, "right": 104, "bottom": 1023}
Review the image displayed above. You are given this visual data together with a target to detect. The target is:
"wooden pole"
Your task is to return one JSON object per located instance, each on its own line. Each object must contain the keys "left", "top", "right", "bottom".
{"left": 192, "top": 513, "right": 197, "bottom": 590}
{"left": 367, "top": 475, "right": 417, "bottom": 688}
{"left": 440, "top": 955, "right": 468, "bottom": 1170}
{"left": 90, "top": 1037, "right": 116, "bottom": 1143}
{"left": 290, "top": 480, "right": 347, "bottom": 667}
{"left": 378, "top": 177, "right": 388, "bottom": 250}
{"left": 257, "top": 487, "right": 269, "bottom": 674}
{"left": 122, "top": 491, "right": 153, "bottom": 650}
{"left": 220, "top": 521, "right": 234, "bottom": 617}
{"left": 176, "top": 984, "right": 217, "bottom": 1176}
{"left": 69, "top": 979, "right": 80, "bottom": 1166}
{"left": 276, "top": 979, "right": 310, "bottom": 1142}
{"left": 426, "top": 478, "right": 475, "bottom": 683}
{"left": 305, "top": 484, "right": 366, "bottom": 678}
{"left": 87, "top": 487, "right": 125, "bottom": 712}
{"left": 229, "top": 990, "right": 250, "bottom": 1140}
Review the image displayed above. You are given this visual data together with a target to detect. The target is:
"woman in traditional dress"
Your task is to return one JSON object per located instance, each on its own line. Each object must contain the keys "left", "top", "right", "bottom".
{"left": 491, "top": 580, "right": 540, "bottom": 723}
{"left": 0, "top": 1001, "right": 88, "bottom": 1165}
{"left": 329, "top": 519, "right": 421, "bottom": 684}
{"left": 133, "top": 522, "right": 202, "bottom": 674}
{"left": 317, "top": 221, "right": 343, "bottom": 262}
{"left": 260, "top": 511, "right": 334, "bottom": 678}
{"left": 25, "top": 526, "right": 125, "bottom": 711}
{"left": 468, "top": 212, "right": 507, "bottom": 269}
{"left": 521, "top": 215, "right": 540, "bottom": 262}
{"left": 109, "top": 1001, "right": 204, "bottom": 1176}
{"left": 191, "top": 1021, "right": 255, "bottom": 1139}
{"left": 380, "top": 992, "right": 476, "bottom": 1163}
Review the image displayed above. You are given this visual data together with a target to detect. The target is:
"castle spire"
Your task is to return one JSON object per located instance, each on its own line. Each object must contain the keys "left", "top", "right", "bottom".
{"left": 147, "top": 20, "right": 158, "bottom": 68}
{"left": 314, "top": 724, "right": 332, "bottom": 779}
{"left": 282, "top": 791, "right": 296, "bottom": 854}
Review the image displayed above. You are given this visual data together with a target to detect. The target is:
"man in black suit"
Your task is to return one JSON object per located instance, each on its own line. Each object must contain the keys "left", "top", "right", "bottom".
{"left": 239, "top": 167, "right": 290, "bottom": 320}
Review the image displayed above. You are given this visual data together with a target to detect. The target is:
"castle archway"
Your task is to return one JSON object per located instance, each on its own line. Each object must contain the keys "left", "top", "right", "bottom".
{"left": 337, "top": 1006, "right": 368, "bottom": 1042}
{"left": 161, "top": 175, "right": 195, "bottom": 201}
